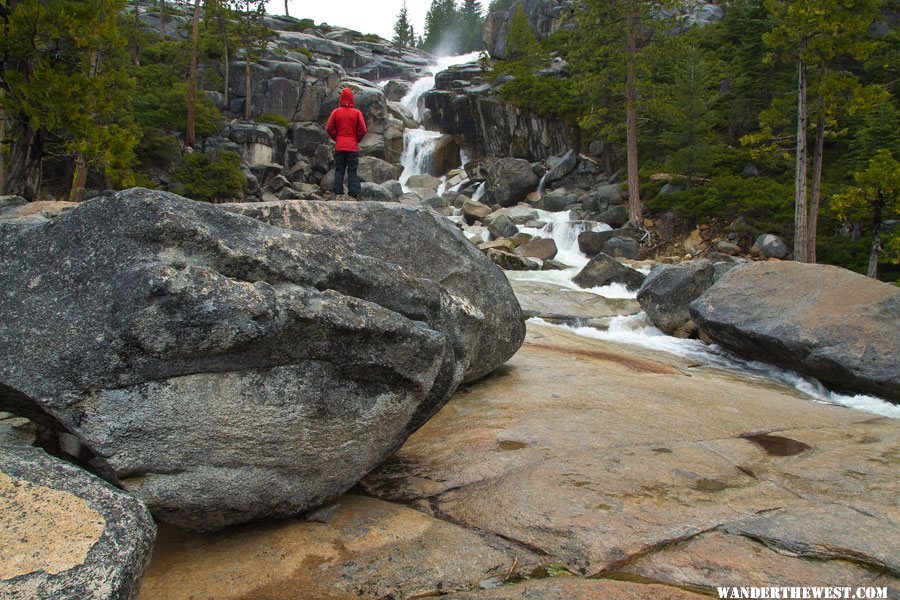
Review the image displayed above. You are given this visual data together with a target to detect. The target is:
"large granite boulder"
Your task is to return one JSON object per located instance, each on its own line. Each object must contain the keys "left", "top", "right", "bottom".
{"left": 638, "top": 260, "right": 715, "bottom": 335}
{"left": 0, "top": 189, "right": 506, "bottom": 531}
{"left": 0, "top": 444, "right": 156, "bottom": 599}
{"left": 573, "top": 253, "right": 646, "bottom": 291}
{"left": 690, "top": 261, "right": 900, "bottom": 401}
{"left": 224, "top": 200, "right": 525, "bottom": 384}
{"left": 485, "top": 158, "right": 540, "bottom": 207}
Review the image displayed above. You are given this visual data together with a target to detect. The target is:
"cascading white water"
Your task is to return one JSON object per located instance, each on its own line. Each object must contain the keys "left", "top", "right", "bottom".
{"left": 399, "top": 129, "right": 443, "bottom": 186}
{"left": 530, "top": 316, "right": 900, "bottom": 419}
{"left": 536, "top": 173, "right": 549, "bottom": 197}
{"left": 519, "top": 210, "right": 611, "bottom": 269}
{"left": 397, "top": 52, "right": 483, "bottom": 190}
{"left": 472, "top": 182, "right": 486, "bottom": 201}
{"left": 399, "top": 52, "right": 483, "bottom": 122}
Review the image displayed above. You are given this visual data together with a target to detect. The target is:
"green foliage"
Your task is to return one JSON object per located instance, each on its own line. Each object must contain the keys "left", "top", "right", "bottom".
{"left": 832, "top": 149, "right": 899, "bottom": 226}
{"left": 423, "top": 0, "right": 483, "bottom": 54}
{"left": 0, "top": 0, "right": 140, "bottom": 187}
{"left": 647, "top": 175, "right": 795, "bottom": 236}
{"left": 393, "top": 1, "right": 416, "bottom": 48}
{"left": 506, "top": 6, "right": 538, "bottom": 60}
{"left": 131, "top": 63, "right": 221, "bottom": 136}
{"left": 488, "top": 0, "right": 516, "bottom": 12}
{"left": 256, "top": 113, "right": 291, "bottom": 128}
{"left": 173, "top": 150, "right": 245, "bottom": 202}
{"left": 287, "top": 18, "right": 316, "bottom": 32}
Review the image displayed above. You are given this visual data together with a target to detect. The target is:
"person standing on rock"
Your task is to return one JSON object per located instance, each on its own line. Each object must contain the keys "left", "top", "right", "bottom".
{"left": 325, "top": 87, "right": 367, "bottom": 200}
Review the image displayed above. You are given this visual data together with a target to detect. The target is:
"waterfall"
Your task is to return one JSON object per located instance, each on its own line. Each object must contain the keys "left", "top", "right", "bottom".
{"left": 472, "top": 182, "right": 486, "bottom": 201}
{"left": 399, "top": 52, "right": 482, "bottom": 123}
{"left": 536, "top": 173, "right": 549, "bottom": 197}
{"left": 399, "top": 51, "right": 483, "bottom": 179}
{"left": 519, "top": 210, "right": 611, "bottom": 269}
{"left": 399, "top": 129, "right": 443, "bottom": 186}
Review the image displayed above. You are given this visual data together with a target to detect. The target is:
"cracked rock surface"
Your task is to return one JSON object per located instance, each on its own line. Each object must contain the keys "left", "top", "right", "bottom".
{"left": 139, "top": 323, "right": 899, "bottom": 598}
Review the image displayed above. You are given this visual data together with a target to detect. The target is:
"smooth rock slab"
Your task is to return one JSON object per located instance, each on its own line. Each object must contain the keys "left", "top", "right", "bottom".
{"left": 442, "top": 577, "right": 708, "bottom": 599}
{"left": 690, "top": 261, "right": 900, "bottom": 401}
{"left": 0, "top": 189, "right": 488, "bottom": 531}
{"left": 0, "top": 445, "right": 155, "bottom": 599}
{"left": 622, "top": 531, "right": 898, "bottom": 591}
{"left": 362, "top": 323, "right": 898, "bottom": 580}
{"left": 139, "top": 495, "right": 530, "bottom": 600}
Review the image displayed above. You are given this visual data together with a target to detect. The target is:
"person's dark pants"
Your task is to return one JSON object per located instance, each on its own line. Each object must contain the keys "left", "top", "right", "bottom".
{"left": 333, "top": 151, "right": 361, "bottom": 198}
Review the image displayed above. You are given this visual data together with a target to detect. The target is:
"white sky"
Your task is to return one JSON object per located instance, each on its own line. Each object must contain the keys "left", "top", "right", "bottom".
{"left": 266, "top": 1, "right": 433, "bottom": 41}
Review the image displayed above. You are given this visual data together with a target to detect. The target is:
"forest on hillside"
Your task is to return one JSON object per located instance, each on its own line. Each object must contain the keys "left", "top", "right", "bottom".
{"left": 0, "top": 0, "right": 897, "bottom": 280}
{"left": 478, "top": 0, "right": 899, "bottom": 280}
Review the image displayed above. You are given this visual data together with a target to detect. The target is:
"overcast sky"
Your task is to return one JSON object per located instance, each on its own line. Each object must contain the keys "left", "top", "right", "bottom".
{"left": 266, "top": 1, "right": 433, "bottom": 41}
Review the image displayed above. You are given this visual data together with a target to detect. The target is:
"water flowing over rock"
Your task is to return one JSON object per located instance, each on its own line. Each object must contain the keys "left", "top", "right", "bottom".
{"left": 0, "top": 189, "right": 520, "bottom": 531}
{"left": 690, "top": 262, "right": 900, "bottom": 401}
{"left": 0, "top": 444, "right": 156, "bottom": 599}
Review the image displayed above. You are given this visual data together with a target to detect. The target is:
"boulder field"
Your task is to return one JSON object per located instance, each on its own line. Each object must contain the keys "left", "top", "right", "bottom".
{"left": 0, "top": 189, "right": 524, "bottom": 532}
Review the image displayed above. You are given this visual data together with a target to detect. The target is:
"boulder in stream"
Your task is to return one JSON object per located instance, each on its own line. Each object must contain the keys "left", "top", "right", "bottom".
{"left": 690, "top": 261, "right": 900, "bottom": 401}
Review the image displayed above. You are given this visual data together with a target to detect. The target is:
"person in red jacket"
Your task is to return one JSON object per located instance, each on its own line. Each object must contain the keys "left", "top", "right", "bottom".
{"left": 325, "top": 87, "right": 368, "bottom": 199}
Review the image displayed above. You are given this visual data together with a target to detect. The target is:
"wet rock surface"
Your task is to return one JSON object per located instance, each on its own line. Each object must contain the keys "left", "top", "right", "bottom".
{"left": 690, "top": 261, "right": 900, "bottom": 401}
{"left": 0, "top": 190, "right": 512, "bottom": 531}
{"left": 140, "top": 323, "right": 899, "bottom": 598}
{"left": 1, "top": 444, "right": 156, "bottom": 600}
{"left": 506, "top": 274, "right": 641, "bottom": 324}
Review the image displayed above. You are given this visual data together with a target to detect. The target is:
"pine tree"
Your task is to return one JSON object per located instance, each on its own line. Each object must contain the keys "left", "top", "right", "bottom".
{"left": 506, "top": 5, "right": 536, "bottom": 60}
{"left": 832, "top": 149, "right": 899, "bottom": 278}
{"left": 424, "top": 0, "right": 460, "bottom": 54}
{"left": 393, "top": 1, "right": 415, "bottom": 48}
{"left": 233, "top": 0, "right": 270, "bottom": 120}
{"left": 460, "top": 0, "right": 484, "bottom": 52}
{"left": 0, "top": 0, "right": 139, "bottom": 199}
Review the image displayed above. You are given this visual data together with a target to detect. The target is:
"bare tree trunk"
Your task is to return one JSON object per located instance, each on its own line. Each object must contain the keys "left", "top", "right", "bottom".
{"left": 186, "top": 0, "right": 202, "bottom": 148}
{"left": 808, "top": 110, "right": 825, "bottom": 264}
{"left": 223, "top": 40, "right": 230, "bottom": 109}
{"left": 70, "top": 49, "right": 102, "bottom": 202}
{"left": 244, "top": 59, "right": 252, "bottom": 119}
{"left": 69, "top": 155, "right": 89, "bottom": 202}
{"left": 2, "top": 121, "right": 43, "bottom": 200}
{"left": 284, "top": 0, "right": 289, "bottom": 17}
{"left": 867, "top": 197, "right": 883, "bottom": 278}
{"left": 159, "top": 0, "right": 166, "bottom": 41}
{"left": 132, "top": 0, "right": 141, "bottom": 64}
{"left": 625, "top": 0, "right": 641, "bottom": 227}
{"left": 0, "top": 99, "right": 5, "bottom": 191}
{"left": 793, "top": 58, "right": 809, "bottom": 263}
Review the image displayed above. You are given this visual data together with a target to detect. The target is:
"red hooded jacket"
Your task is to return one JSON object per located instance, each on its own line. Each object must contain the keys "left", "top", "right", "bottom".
{"left": 326, "top": 88, "right": 367, "bottom": 152}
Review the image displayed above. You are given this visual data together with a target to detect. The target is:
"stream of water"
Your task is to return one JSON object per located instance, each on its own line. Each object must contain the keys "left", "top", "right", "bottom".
{"left": 394, "top": 56, "right": 898, "bottom": 419}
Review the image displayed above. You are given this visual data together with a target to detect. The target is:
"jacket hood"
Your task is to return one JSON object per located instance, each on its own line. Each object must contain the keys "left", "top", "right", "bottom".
{"left": 340, "top": 87, "right": 355, "bottom": 108}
